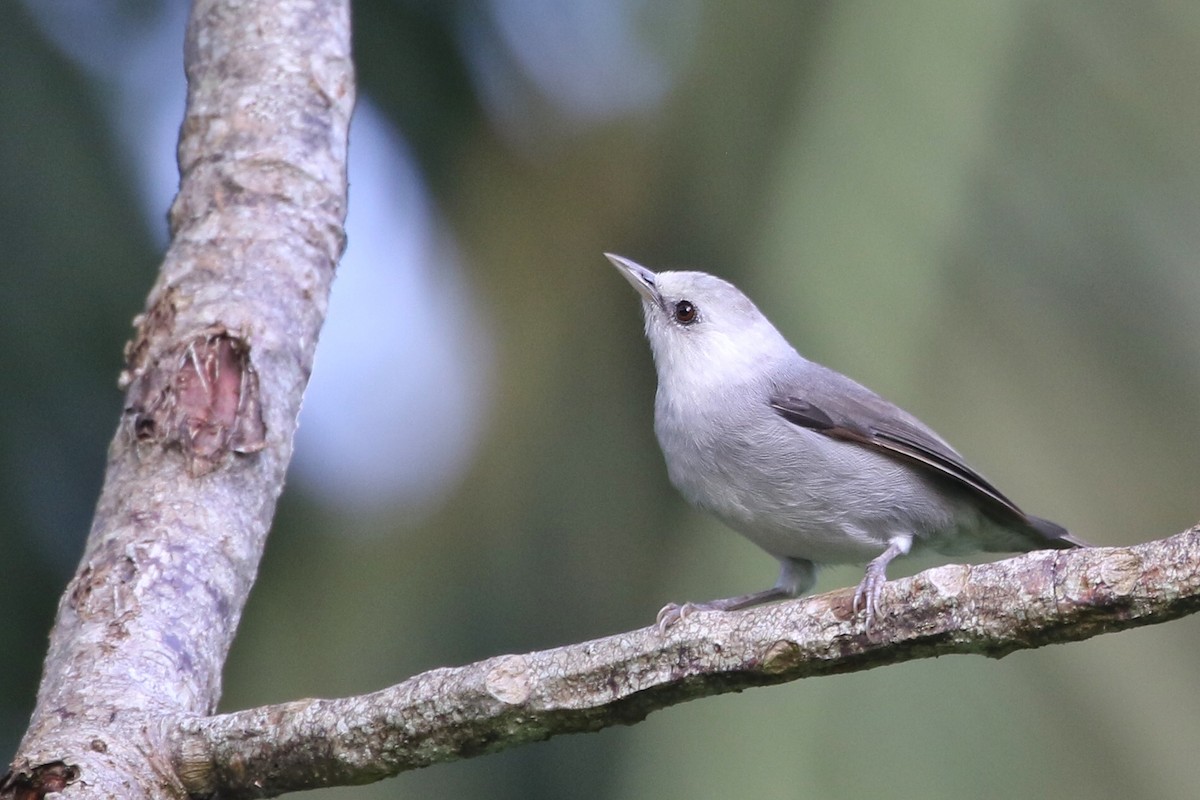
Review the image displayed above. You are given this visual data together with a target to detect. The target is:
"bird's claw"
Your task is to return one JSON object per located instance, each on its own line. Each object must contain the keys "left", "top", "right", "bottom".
{"left": 656, "top": 600, "right": 723, "bottom": 634}
{"left": 852, "top": 566, "right": 886, "bottom": 629}
{"left": 656, "top": 601, "right": 695, "bottom": 634}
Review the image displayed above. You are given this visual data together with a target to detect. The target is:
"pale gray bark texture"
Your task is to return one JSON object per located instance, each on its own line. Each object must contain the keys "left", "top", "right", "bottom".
{"left": 3, "top": 0, "right": 353, "bottom": 797}
{"left": 5, "top": 1, "right": 1200, "bottom": 799}
{"left": 168, "top": 528, "right": 1200, "bottom": 798}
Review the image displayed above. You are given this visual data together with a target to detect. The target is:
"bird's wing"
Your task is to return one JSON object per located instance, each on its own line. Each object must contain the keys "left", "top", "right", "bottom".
{"left": 768, "top": 388, "right": 1028, "bottom": 524}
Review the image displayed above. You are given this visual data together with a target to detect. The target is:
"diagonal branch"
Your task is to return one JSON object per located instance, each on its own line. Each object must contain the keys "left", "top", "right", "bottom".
{"left": 3, "top": 1, "right": 354, "bottom": 798}
{"left": 175, "top": 528, "right": 1200, "bottom": 798}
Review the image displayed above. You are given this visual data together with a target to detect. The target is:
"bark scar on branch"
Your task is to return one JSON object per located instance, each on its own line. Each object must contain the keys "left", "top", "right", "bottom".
{"left": 0, "top": 761, "right": 80, "bottom": 800}
{"left": 121, "top": 296, "right": 266, "bottom": 477}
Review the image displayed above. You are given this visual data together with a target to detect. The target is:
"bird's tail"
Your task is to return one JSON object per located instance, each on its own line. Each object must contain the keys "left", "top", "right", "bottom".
{"left": 1028, "top": 514, "right": 1091, "bottom": 548}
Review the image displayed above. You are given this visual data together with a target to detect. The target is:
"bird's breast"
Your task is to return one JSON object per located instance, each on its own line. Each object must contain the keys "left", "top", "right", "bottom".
{"left": 653, "top": 387, "right": 963, "bottom": 564}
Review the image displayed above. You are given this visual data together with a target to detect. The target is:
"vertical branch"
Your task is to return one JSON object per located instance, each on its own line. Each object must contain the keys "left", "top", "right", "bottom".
{"left": 4, "top": 1, "right": 354, "bottom": 797}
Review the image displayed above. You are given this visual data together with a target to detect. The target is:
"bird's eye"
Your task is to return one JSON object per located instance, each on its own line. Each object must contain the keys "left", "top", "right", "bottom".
{"left": 674, "top": 300, "right": 697, "bottom": 324}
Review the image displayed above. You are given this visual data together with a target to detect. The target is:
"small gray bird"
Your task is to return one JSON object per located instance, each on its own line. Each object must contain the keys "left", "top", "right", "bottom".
{"left": 606, "top": 253, "right": 1082, "bottom": 631}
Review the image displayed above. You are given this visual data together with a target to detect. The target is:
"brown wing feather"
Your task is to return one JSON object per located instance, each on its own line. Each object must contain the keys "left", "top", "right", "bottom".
{"left": 769, "top": 395, "right": 1028, "bottom": 523}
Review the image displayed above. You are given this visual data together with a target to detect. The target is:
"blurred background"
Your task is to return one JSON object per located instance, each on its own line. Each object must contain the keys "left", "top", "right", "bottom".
{"left": 4, "top": 1, "right": 1200, "bottom": 798}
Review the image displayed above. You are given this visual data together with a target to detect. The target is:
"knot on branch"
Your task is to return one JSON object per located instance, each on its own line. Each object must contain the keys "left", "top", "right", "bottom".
{"left": 0, "top": 760, "right": 80, "bottom": 800}
{"left": 485, "top": 655, "right": 532, "bottom": 705}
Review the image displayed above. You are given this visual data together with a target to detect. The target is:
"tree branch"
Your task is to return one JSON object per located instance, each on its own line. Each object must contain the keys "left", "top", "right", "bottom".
{"left": 3, "top": 1, "right": 353, "bottom": 798}
{"left": 174, "top": 528, "right": 1199, "bottom": 798}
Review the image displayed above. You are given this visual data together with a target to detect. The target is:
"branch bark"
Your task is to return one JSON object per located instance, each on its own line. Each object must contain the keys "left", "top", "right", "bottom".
{"left": 3, "top": 0, "right": 353, "bottom": 797}
{"left": 168, "top": 527, "right": 1200, "bottom": 798}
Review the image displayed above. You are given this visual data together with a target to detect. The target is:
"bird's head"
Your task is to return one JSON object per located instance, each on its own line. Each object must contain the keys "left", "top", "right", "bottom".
{"left": 606, "top": 253, "right": 794, "bottom": 387}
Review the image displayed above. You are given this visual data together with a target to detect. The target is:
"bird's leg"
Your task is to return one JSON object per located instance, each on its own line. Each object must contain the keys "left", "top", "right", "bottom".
{"left": 853, "top": 535, "right": 912, "bottom": 628}
{"left": 655, "top": 588, "right": 789, "bottom": 633}
{"left": 656, "top": 558, "right": 816, "bottom": 633}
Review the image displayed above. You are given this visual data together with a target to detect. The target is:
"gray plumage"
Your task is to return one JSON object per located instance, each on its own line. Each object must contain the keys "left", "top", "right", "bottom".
{"left": 606, "top": 253, "right": 1081, "bottom": 631}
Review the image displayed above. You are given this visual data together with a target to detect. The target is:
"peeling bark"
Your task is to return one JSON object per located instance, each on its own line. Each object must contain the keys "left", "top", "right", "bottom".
{"left": 125, "top": 326, "right": 265, "bottom": 477}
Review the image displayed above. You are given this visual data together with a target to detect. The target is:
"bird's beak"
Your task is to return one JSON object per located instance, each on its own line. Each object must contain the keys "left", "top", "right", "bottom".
{"left": 605, "top": 253, "right": 661, "bottom": 305}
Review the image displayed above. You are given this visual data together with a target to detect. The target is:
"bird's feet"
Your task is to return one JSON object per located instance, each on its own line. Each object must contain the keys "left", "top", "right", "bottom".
{"left": 852, "top": 560, "right": 888, "bottom": 629}
{"left": 655, "top": 601, "right": 712, "bottom": 634}
{"left": 852, "top": 537, "right": 909, "bottom": 630}
{"left": 655, "top": 586, "right": 796, "bottom": 634}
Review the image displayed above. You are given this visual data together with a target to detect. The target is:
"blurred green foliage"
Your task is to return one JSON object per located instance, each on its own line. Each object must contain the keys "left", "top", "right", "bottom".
{"left": 3, "top": 2, "right": 1200, "bottom": 798}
